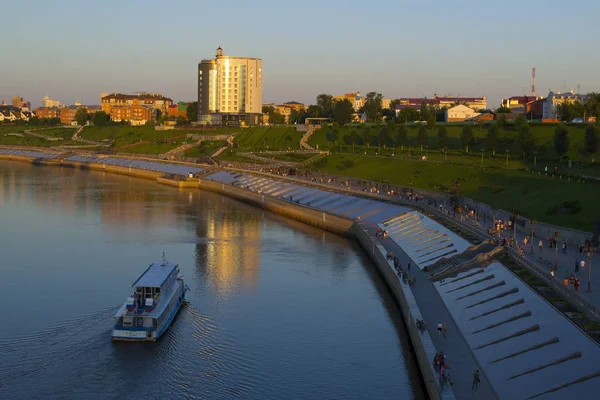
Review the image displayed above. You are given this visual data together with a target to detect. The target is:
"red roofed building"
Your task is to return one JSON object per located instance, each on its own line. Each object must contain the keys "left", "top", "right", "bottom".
{"left": 396, "top": 94, "right": 487, "bottom": 111}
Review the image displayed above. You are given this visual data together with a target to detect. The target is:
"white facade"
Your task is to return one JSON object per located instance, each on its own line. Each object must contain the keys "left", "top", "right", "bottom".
{"left": 445, "top": 104, "right": 481, "bottom": 122}
{"left": 543, "top": 91, "right": 586, "bottom": 119}
{"left": 42, "top": 95, "right": 61, "bottom": 108}
{"left": 198, "top": 47, "right": 262, "bottom": 117}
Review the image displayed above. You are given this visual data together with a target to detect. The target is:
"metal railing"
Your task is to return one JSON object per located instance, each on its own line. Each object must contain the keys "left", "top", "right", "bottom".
{"left": 506, "top": 247, "right": 600, "bottom": 322}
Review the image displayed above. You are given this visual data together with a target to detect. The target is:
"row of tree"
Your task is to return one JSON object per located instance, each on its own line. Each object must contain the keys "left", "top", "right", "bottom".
{"left": 323, "top": 115, "right": 600, "bottom": 161}
{"left": 556, "top": 93, "right": 600, "bottom": 122}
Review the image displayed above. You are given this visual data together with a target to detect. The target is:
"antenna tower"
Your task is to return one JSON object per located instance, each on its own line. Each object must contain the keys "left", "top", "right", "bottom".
{"left": 531, "top": 67, "right": 536, "bottom": 96}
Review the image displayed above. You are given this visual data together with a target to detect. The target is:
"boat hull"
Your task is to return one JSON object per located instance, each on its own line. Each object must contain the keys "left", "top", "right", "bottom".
{"left": 112, "top": 282, "right": 186, "bottom": 342}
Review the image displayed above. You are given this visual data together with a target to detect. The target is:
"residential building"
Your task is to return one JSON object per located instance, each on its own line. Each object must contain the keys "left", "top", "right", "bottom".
{"left": 333, "top": 91, "right": 364, "bottom": 111}
{"left": 526, "top": 98, "right": 545, "bottom": 119}
{"left": 167, "top": 105, "right": 179, "bottom": 119}
{"left": 280, "top": 101, "right": 305, "bottom": 112}
{"left": 197, "top": 46, "right": 263, "bottom": 125}
{"left": 381, "top": 98, "right": 391, "bottom": 110}
{"left": 543, "top": 91, "right": 587, "bottom": 119}
{"left": 445, "top": 105, "right": 481, "bottom": 122}
{"left": 100, "top": 92, "right": 172, "bottom": 117}
{"left": 109, "top": 104, "right": 154, "bottom": 126}
{"left": 501, "top": 95, "right": 539, "bottom": 110}
{"left": 35, "top": 107, "right": 60, "bottom": 119}
{"left": 11, "top": 96, "right": 30, "bottom": 110}
{"left": 468, "top": 112, "right": 494, "bottom": 123}
{"left": 397, "top": 94, "right": 487, "bottom": 111}
{"left": 42, "top": 95, "right": 62, "bottom": 108}
{"left": 59, "top": 105, "right": 101, "bottom": 125}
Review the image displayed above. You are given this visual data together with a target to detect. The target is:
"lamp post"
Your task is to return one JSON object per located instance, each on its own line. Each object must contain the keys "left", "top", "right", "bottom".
{"left": 553, "top": 231, "right": 562, "bottom": 270}
{"left": 506, "top": 150, "right": 510, "bottom": 166}
{"left": 588, "top": 246, "right": 596, "bottom": 292}
{"left": 481, "top": 149, "right": 484, "bottom": 165}
{"left": 530, "top": 220, "right": 535, "bottom": 255}
{"left": 533, "top": 150, "right": 537, "bottom": 169}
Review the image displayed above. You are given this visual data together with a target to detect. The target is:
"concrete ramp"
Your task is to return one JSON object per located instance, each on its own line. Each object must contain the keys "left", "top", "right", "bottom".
{"left": 434, "top": 260, "right": 600, "bottom": 399}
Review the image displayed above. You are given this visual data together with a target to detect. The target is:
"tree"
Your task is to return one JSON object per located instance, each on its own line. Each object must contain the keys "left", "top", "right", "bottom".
{"left": 362, "top": 92, "right": 383, "bottom": 123}
{"left": 514, "top": 115, "right": 527, "bottom": 132}
{"left": 176, "top": 116, "right": 187, "bottom": 126}
{"left": 396, "top": 125, "right": 408, "bottom": 149}
{"left": 316, "top": 94, "right": 334, "bottom": 119}
{"left": 389, "top": 99, "right": 401, "bottom": 116}
{"left": 186, "top": 102, "right": 198, "bottom": 123}
{"left": 396, "top": 107, "right": 419, "bottom": 124}
{"left": 427, "top": 114, "right": 436, "bottom": 130}
{"left": 74, "top": 108, "right": 88, "bottom": 126}
{"left": 419, "top": 103, "right": 430, "bottom": 122}
{"left": 584, "top": 124, "right": 599, "bottom": 162}
{"left": 350, "top": 130, "right": 360, "bottom": 150}
{"left": 333, "top": 99, "right": 354, "bottom": 125}
{"left": 517, "top": 124, "right": 535, "bottom": 157}
{"left": 495, "top": 106, "right": 511, "bottom": 113}
{"left": 306, "top": 105, "right": 321, "bottom": 119}
{"left": 379, "top": 125, "right": 393, "bottom": 147}
{"left": 417, "top": 125, "right": 428, "bottom": 148}
{"left": 496, "top": 114, "right": 507, "bottom": 131}
{"left": 28, "top": 116, "right": 40, "bottom": 126}
{"left": 92, "top": 111, "right": 110, "bottom": 126}
{"left": 584, "top": 93, "right": 600, "bottom": 121}
{"left": 486, "top": 124, "right": 499, "bottom": 156}
{"left": 553, "top": 124, "right": 570, "bottom": 161}
{"left": 362, "top": 126, "right": 372, "bottom": 147}
{"left": 460, "top": 125, "right": 474, "bottom": 153}
{"left": 437, "top": 126, "right": 448, "bottom": 150}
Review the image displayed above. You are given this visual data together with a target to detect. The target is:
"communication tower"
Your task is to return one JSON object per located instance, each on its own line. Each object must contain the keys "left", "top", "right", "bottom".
{"left": 531, "top": 67, "right": 536, "bottom": 96}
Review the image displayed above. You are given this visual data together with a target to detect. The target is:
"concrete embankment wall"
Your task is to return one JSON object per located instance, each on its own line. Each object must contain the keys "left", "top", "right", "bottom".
{"left": 353, "top": 223, "right": 453, "bottom": 400}
{"left": 199, "top": 177, "right": 450, "bottom": 399}
{"left": 198, "top": 179, "right": 354, "bottom": 236}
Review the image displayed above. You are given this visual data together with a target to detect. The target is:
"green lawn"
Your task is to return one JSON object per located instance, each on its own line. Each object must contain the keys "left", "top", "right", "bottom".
{"left": 309, "top": 123, "right": 590, "bottom": 162}
{"left": 0, "top": 126, "right": 26, "bottom": 135}
{"left": 118, "top": 142, "right": 181, "bottom": 155}
{"left": 265, "top": 152, "right": 316, "bottom": 162}
{"left": 0, "top": 134, "right": 77, "bottom": 147}
{"left": 81, "top": 126, "right": 188, "bottom": 147}
{"left": 314, "top": 153, "right": 599, "bottom": 231}
{"left": 30, "top": 128, "right": 76, "bottom": 140}
{"left": 216, "top": 148, "right": 264, "bottom": 164}
{"left": 184, "top": 140, "right": 225, "bottom": 158}
{"left": 233, "top": 126, "right": 303, "bottom": 151}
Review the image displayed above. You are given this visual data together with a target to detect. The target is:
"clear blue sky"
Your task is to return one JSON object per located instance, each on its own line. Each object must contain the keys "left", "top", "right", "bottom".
{"left": 3, "top": 0, "right": 599, "bottom": 108}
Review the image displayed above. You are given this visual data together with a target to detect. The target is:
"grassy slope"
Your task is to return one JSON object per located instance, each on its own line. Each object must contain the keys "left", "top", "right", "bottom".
{"left": 234, "top": 127, "right": 303, "bottom": 151}
{"left": 317, "top": 153, "right": 598, "bottom": 231}
{"left": 309, "top": 124, "right": 589, "bottom": 162}
{"left": 184, "top": 140, "right": 225, "bottom": 157}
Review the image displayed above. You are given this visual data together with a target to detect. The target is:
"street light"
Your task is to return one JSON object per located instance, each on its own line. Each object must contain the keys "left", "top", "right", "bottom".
{"left": 588, "top": 246, "right": 596, "bottom": 292}
{"left": 553, "top": 231, "right": 562, "bottom": 270}
{"left": 533, "top": 151, "right": 537, "bottom": 168}
{"left": 481, "top": 148, "right": 484, "bottom": 165}
{"left": 506, "top": 150, "right": 510, "bottom": 166}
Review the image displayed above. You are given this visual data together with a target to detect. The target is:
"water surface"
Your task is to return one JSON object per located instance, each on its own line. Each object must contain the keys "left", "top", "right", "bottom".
{"left": 0, "top": 161, "right": 424, "bottom": 400}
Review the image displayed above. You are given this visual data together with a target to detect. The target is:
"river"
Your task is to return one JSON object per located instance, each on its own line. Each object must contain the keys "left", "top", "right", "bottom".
{"left": 0, "top": 160, "right": 425, "bottom": 400}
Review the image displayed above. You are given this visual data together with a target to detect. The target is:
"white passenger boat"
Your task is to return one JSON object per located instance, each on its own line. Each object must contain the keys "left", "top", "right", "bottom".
{"left": 112, "top": 255, "right": 187, "bottom": 341}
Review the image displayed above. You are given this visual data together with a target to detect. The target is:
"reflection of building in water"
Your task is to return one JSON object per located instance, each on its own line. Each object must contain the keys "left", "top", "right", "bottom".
{"left": 199, "top": 198, "right": 261, "bottom": 294}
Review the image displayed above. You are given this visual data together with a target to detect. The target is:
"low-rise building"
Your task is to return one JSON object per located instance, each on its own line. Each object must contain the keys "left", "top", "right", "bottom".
{"left": 101, "top": 92, "right": 172, "bottom": 117}
{"left": 397, "top": 94, "right": 487, "bottom": 111}
{"left": 60, "top": 105, "right": 101, "bottom": 125}
{"left": 333, "top": 91, "right": 365, "bottom": 111}
{"left": 42, "top": 95, "right": 62, "bottom": 108}
{"left": 501, "top": 95, "right": 539, "bottom": 110}
{"left": 445, "top": 104, "right": 481, "bottom": 122}
{"left": 543, "top": 91, "right": 587, "bottom": 119}
{"left": 280, "top": 101, "right": 305, "bottom": 112}
{"left": 109, "top": 104, "right": 154, "bottom": 125}
{"left": 35, "top": 107, "right": 60, "bottom": 119}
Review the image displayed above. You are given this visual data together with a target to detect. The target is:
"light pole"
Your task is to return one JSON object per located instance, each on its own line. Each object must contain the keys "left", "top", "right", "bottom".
{"left": 481, "top": 149, "right": 484, "bottom": 165}
{"left": 588, "top": 246, "right": 596, "bottom": 292}
{"left": 533, "top": 151, "right": 537, "bottom": 168}
{"left": 530, "top": 220, "right": 535, "bottom": 255}
{"left": 553, "top": 231, "right": 562, "bottom": 270}
{"left": 506, "top": 150, "right": 510, "bottom": 166}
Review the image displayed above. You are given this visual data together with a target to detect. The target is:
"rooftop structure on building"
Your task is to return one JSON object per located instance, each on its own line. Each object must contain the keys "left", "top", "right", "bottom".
{"left": 197, "top": 46, "right": 263, "bottom": 126}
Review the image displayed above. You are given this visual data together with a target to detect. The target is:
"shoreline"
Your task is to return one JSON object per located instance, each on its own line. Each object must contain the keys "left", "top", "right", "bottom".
{"left": 0, "top": 152, "right": 450, "bottom": 399}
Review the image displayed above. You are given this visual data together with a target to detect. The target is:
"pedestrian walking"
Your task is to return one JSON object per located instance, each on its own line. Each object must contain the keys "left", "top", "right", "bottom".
{"left": 442, "top": 322, "right": 447, "bottom": 338}
{"left": 472, "top": 369, "right": 480, "bottom": 391}
{"left": 580, "top": 259, "right": 586, "bottom": 270}
{"left": 539, "top": 240, "right": 543, "bottom": 252}
{"left": 437, "top": 322, "right": 443, "bottom": 337}
{"left": 575, "top": 259, "right": 579, "bottom": 272}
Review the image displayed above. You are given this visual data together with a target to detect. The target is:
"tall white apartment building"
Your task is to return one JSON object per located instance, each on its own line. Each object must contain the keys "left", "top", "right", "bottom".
{"left": 197, "top": 47, "right": 262, "bottom": 125}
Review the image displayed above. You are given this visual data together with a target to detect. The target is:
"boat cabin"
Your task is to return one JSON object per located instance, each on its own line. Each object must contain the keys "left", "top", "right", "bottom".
{"left": 126, "top": 261, "right": 179, "bottom": 314}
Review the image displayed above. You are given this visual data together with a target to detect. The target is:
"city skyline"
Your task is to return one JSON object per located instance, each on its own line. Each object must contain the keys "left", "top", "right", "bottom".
{"left": 3, "top": 0, "right": 600, "bottom": 108}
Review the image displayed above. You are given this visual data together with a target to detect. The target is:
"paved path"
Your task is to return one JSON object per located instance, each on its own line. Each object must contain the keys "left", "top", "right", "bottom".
{"left": 368, "top": 222, "right": 498, "bottom": 400}
{"left": 299, "top": 126, "right": 316, "bottom": 150}
{"left": 211, "top": 135, "right": 234, "bottom": 158}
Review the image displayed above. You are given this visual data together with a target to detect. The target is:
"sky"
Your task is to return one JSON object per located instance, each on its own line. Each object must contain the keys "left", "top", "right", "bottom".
{"left": 2, "top": 0, "right": 600, "bottom": 108}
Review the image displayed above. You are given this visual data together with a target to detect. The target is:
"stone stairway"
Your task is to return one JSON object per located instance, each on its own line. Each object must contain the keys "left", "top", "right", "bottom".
{"left": 299, "top": 126, "right": 316, "bottom": 150}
